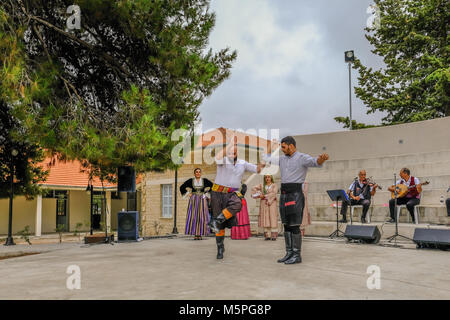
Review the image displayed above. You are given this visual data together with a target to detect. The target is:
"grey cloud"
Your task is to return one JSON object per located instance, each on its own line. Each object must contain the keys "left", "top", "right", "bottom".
{"left": 200, "top": 0, "right": 386, "bottom": 138}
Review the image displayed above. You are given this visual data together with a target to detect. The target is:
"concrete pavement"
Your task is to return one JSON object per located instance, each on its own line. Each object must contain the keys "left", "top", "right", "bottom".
{"left": 0, "top": 236, "right": 449, "bottom": 300}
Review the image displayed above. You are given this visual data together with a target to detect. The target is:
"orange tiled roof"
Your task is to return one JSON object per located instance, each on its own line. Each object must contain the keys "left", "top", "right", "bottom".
{"left": 196, "top": 127, "right": 270, "bottom": 150}
{"left": 37, "top": 157, "right": 141, "bottom": 189}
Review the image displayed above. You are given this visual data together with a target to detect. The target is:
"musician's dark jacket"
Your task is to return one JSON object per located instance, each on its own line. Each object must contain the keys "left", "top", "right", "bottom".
{"left": 350, "top": 180, "right": 372, "bottom": 200}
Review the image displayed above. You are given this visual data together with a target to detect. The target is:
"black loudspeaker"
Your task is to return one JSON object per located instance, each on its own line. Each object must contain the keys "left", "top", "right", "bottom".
{"left": 118, "top": 211, "right": 139, "bottom": 241}
{"left": 344, "top": 225, "right": 381, "bottom": 244}
{"left": 118, "top": 166, "right": 136, "bottom": 192}
{"left": 413, "top": 228, "right": 450, "bottom": 250}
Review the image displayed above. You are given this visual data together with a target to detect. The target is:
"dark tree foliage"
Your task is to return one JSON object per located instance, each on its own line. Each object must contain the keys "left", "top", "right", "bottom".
{"left": 0, "top": 102, "right": 48, "bottom": 198}
{"left": 333, "top": 116, "right": 377, "bottom": 130}
{"left": 1, "top": 0, "right": 236, "bottom": 180}
{"left": 336, "top": 0, "right": 449, "bottom": 129}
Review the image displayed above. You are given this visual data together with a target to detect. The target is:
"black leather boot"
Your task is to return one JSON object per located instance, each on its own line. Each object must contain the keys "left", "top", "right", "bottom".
{"left": 208, "top": 212, "right": 227, "bottom": 234}
{"left": 216, "top": 236, "right": 224, "bottom": 259}
{"left": 277, "top": 232, "right": 293, "bottom": 263}
{"left": 284, "top": 233, "right": 302, "bottom": 264}
{"left": 361, "top": 214, "right": 367, "bottom": 224}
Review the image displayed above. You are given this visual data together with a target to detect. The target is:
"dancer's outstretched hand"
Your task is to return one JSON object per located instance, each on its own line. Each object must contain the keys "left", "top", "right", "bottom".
{"left": 317, "top": 153, "right": 329, "bottom": 165}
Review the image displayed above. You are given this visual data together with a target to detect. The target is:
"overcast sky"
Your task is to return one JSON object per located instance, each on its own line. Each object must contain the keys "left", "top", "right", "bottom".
{"left": 198, "top": 0, "right": 385, "bottom": 138}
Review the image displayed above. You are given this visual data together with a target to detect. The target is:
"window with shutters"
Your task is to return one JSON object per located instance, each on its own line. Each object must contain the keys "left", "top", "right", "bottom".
{"left": 161, "top": 184, "right": 173, "bottom": 218}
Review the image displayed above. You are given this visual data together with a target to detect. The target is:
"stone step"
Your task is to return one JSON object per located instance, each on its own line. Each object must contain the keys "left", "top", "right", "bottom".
{"left": 313, "top": 150, "right": 450, "bottom": 171}
{"left": 248, "top": 221, "right": 285, "bottom": 235}
{"left": 307, "top": 160, "right": 450, "bottom": 182}
{"left": 248, "top": 205, "right": 449, "bottom": 225}
{"left": 300, "top": 221, "right": 450, "bottom": 239}
{"left": 304, "top": 175, "right": 450, "bottom": 193}
{"left": 306, "top": 189, "right": 448, "bottom": 206}
{"left": 246, "top": 189, "right": 450, "bottom": 209}
{"left": 248, "top": 220, "right": 450, "bottom": 240}
{"left": 311, "top": 205, "right": 448, "bottom": 223}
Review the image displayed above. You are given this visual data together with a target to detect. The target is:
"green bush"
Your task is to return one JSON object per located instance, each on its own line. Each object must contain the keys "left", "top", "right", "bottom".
{"left": 18, "top": 225, "right": 32, "bottom": 245}
{"left": 54, "top": 224, "right": 65, "bottom": 243}
{"left": 73, "top": 222, "right": 83, "bottom": 241}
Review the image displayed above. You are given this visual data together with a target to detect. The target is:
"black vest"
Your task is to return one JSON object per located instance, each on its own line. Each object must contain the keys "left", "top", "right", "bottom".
{"left": 352, "top": 180, "right": 371, "bottom": 200}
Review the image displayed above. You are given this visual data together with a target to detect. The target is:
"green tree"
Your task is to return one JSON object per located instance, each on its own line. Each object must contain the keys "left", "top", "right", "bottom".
{"left": 333, "top": 116, "right": 377, "bottom": 130}
{"left": 1, "top": 0, "right": 236, "bottom": 179}
{"left": 337, "top": 0, "right": 449, "bottom": 128}
{"left": 18, "top": 225, "right": 32, "bottom": 245}
{"left": 0, "top": 104, "right": 48, "bottom": 199}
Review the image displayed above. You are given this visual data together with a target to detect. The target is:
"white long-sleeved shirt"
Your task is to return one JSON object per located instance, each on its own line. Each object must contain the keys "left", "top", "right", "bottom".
{"left": 214, "top": 156, "right": 257, "bottom": 188}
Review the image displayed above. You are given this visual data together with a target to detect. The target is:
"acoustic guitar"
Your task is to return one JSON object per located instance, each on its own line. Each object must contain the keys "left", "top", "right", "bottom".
{"left": 390, "top": 181, "right": 429, "bottom": 199}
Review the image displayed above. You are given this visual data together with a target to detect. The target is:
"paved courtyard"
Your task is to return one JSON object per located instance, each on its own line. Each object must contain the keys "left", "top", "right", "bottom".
{"left": 0, "top": 236, "right": 449, "bottom": 300}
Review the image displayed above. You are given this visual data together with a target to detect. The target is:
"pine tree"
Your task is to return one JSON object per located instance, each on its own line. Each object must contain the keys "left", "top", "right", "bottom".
{"left": 1, "top": 0, "right": 236, "bottom": 180}
{"left": 0, "top": 103, "right": 48, "bottom": 198}
{"left": 336, "top": 0, "right": 449, "bottom": 128}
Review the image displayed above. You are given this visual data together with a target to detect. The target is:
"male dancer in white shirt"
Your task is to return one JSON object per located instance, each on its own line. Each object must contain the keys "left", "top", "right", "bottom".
{"left": 208, "top": 137, "right": 263, "bottom": 259}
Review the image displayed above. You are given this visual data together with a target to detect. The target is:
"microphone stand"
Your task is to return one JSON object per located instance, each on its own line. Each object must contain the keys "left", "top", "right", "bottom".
{"left": 349, "top": 177, "right": 358, "bottom": 225}
{"left": 387, "top": 173, "right": 411, "bottom": 244}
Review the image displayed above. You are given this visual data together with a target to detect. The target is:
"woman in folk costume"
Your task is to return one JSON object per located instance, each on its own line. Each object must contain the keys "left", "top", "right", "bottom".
{"left": 252, "top": 175, "right": 279, "bottom": 240}
{"left": 180, "top": 168, "right": 213, "bottom": 240}
{"left": 300, "top": 182, "right": 311, "bottom": 237}
{"left": 231, "top": 184, "right": 251, "bottom": 240}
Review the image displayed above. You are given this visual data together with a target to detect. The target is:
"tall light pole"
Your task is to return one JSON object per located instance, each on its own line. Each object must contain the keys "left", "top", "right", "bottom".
{"left": 345, "top": 50, "right": 355, "bottom": 130}
{"left": 86, "top": 181, "right": 94, "bottom": 235}
{"left": 172, "top": 167, "right": 178, "bottom": 234}
{"left": 5, "top": 148, "right": 18, "bottom": 246}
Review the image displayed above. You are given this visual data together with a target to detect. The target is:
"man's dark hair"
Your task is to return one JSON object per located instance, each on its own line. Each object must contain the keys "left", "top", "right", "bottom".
{"left": 401, "top": 168, "right": 410, "bottom": 175}
{"left": 281, "top": 136, "right": 296, "bottom": 147}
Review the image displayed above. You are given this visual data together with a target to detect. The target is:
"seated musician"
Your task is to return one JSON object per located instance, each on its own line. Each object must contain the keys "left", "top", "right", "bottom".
{"left": 387, "top": 168, "right": 422, "bottom": 223}
{"left": 339, "top": 170, "right": 378, "bottom": 223}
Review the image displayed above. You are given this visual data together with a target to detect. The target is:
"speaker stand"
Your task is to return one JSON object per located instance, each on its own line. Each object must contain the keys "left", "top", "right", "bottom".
{"left": 101, "top": 176, "right": 114, "bottom": 246}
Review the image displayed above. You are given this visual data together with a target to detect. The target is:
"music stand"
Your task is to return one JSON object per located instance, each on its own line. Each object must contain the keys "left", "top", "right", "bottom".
{"left": 327, "top": 189, "right": 349, "bottom": 238}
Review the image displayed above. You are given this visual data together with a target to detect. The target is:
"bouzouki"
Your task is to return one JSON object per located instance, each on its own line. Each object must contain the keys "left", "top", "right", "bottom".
{"left": 390, "top": 181, "right": 429, "bottom": 199}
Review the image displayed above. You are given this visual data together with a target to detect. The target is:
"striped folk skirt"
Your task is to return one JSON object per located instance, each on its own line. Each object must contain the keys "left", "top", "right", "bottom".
{"left": 231, "top": 198, "right": 251, "bottom": 240}
{"left": 185, "top": 193, "right": 210, "bottom": 236}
